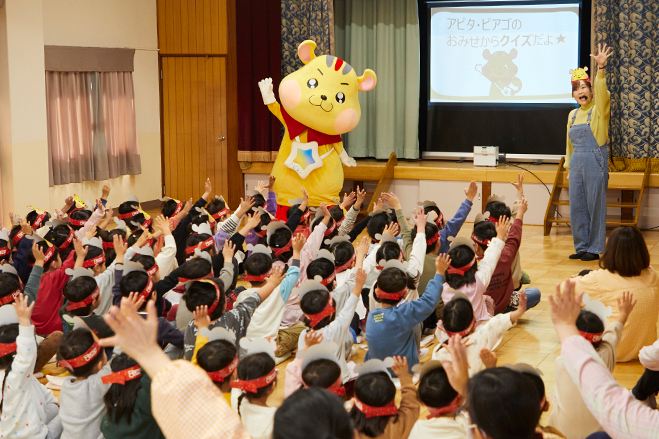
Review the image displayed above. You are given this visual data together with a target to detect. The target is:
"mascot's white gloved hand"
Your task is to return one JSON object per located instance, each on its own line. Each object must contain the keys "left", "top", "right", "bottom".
{"left": 339, "top": 150, "right": 357, "bottom": 167}
{"left": 258, "top": 78, "right": 276, "bottom": 105}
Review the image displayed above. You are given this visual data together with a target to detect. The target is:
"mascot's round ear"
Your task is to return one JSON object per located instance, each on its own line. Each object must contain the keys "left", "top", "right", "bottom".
{"left": 482, "top": 49, "right": 491, "bottom": 60}
{"left": 357, "top": 69, "right": 377, "bottom": 92}
{"left": 298, "top": 40, "right": 317, "bottom": 65}
{"left": 509, "top": 48, "right": 518, "bottom": 59}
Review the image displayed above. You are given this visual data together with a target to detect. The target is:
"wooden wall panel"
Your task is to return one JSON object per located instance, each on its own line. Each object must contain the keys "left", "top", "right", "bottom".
{"left": 157, "top": 0, "right": 228, "bottom": 54}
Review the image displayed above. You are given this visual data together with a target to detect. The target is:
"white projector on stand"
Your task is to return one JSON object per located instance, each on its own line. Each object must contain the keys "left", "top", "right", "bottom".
{"left": 473, "top": 146, "right": 499, "bottom": 167}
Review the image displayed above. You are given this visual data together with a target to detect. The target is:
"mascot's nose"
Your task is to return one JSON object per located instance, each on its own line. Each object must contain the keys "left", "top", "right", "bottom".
{"left": 320, "top": 95, "right": 327, "bottom": 101}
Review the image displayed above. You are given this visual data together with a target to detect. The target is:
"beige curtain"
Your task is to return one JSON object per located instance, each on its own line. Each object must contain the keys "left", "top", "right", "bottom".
{"left": 46, "top": 71, "right": 141, "bottom": 186}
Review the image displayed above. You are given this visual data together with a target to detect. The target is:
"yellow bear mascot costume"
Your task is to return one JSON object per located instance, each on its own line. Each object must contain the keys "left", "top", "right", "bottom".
{"left": 258, "top": 40, "right": 377, "bottom": 207}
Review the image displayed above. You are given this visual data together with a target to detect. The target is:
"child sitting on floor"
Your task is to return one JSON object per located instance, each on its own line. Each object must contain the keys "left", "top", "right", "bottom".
{"left": 191, "top": 325, "right": 238, "bottom": 406}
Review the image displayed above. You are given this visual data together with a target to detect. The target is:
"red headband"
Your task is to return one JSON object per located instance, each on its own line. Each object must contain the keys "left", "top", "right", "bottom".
{"left": 335, "top": 253, "right": 356, "bottom": 274}
{"left": 202, "top": 279, "right": 221, "bottom": 314}
{"left": 186, "top": 238, "right": 214, "bottom": 255}
{"left": 579, "top": 330, "right": 603, "bottom": 344}
{"left": 272, "top": 240, "right": 292, "bottom": 256}
{"left": 172, "top": 202, "right": 184, "bottom": 217}
{"left": 254, "top": 229, "right": 268, "bottom": 238}
{"left": 0, "top": 289, "right": 22, "bottom": 306}
{"left": 230, "top": 368, "right": 277, "bottom": 393}
{"left": 435, "top": 211, "right": 444, "bottom": 226}
{"left": 83, "top": 254, "right": 105, "bottom": 268}
{"left": 68, "top": 217, "right": 88, "bottom": 227}
{"left": 102, "top": 365, "right": 142, "bottom": 385}
{"left": 427, "top": 232, "right": 440, "bottom": 246}
{"left": 324, "top": 220, "right": 337, "bottom": 236}
{"left": 305, "top": 297, "right": 335, "bottom": 328}
{"left": 0, "top": 342, "right": 17, "bottom": 357}
{"left": 486, "top": 216, "right": 498, "bottom": 224}
{"left": 375, "top": 287, "right": 407, "bottom": 301}
{"left": 137, "top": 278, "right": 154, "bottom": 302}
{"left": 59, "top": 228, "right": 75, "bottom": 251}
{"left": 66, "top": 286, "right": 100, "bottom": 311}
{"left": 117, "top": 209, "right": 141, "bottom": 220}
{"left": 445, "top": 318, "right": 476, "bottom": 338}
{"left": 242, "top": 270, "right": 271, "bottom": 282}
{"left": 427, "top": 395, "right": 462, "bottom": 419}
{"left": 177, "top": 272, "right": 212, "bottom": 284}
{"left": 0, "top": 247, "right": 10, "bottom": 257}
{"left": 326, "top": 377, "right": 346, "bottom": 396}
{"left": 59, "top": 341, "right": 101, "bottom": 370}
{"left": 354, "top": 397, "right": 398, "bottom": 418}
{"left": 471, "top": 233, "right": 490, "bottom": 247}
{"left": 211, "top": 207, "right": 230, "bottom": 220}
{"left": 301, "top": 210, "right": 311, "bottom": 222}
{"left": 102, "top": 240, "right": 115, "bottom": 250}
{"left": 320, "top": 271, "right": 336, "bottom": 286}
{"left": 447, "top": 257, "right": 476, "bottom": 276}
{"left": 11, "top": 230, "right": 25, "bottom": 247}
{"left": 146, "top": 264, "right": 159, "bottom": 277}
{"left": 31, "top": 212, "right": 47, "bottom": 229}
{"left": 207, "top": 356, "right": 239, "bottom": 382}
{"left": 34, "top": 245, "right": 57, "bottom": 267}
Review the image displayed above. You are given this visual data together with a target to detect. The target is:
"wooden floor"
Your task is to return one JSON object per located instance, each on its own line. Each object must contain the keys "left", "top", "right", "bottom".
{"left": 40, "top": 223, "right": 653, "bottom": 424}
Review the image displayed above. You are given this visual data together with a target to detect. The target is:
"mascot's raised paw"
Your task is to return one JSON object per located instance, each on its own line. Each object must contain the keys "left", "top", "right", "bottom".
{"left": 258, "top": 78, "right": 276, "bottom": 105}
{"left": 339, "top": 150, "right": 357, "bottom": 167}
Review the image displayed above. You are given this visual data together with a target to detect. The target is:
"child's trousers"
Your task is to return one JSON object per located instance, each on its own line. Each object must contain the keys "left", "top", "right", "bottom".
{"left": 632, "top": 368, "right": 659, "bottom": 401}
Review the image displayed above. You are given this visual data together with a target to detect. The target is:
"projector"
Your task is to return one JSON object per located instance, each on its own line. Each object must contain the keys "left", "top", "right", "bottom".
{"left": 474, "top": 146, "right": 499, "bottom": 167}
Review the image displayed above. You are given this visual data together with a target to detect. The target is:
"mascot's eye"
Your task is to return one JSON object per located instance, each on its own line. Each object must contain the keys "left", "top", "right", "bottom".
{"left": 307, "top": 79, "right": 318, "bottom": 89}
{"left": 336, "top": 92, "right": 345, "bottom": 104}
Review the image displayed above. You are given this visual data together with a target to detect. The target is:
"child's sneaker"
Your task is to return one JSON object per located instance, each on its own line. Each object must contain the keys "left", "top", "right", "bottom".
{"left": 521, "top": 270, "right": 531, "bottom": 284}
{"left": 419, "top": 348, "right": 429, "bottom": 360}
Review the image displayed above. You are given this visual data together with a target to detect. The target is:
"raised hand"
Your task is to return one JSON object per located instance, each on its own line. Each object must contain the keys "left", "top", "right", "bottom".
{"left": 617, "top": 291, "right": 637, "bottom": 325}
{"left": 300, "top": 187, "right": 310, "bottom": 211}
{"left": 245, "top": 211, "right": 262, "bottom": 230}
{"left": 114, "top": 234, "right": 127, "bottom": 259}
{"left": 102, "top": 182, "right": 112, "bottom": 200}
{"left": 85, "top": 226, "right": 97, "bottom": 241}
{"left": 465, "top": 181, "right": 478, "bottom": 202}
{"left": 355, "top": 186, "right": 367, "bottom": 209}
{"left": 193, "top": 305, "right": 211, "bottom": 331}
{"left": 439, "top": 335, "right": 469, "bottom": 396}
{"left": 266, "top": 266, "right": 285, "bottom": 287}
{"left": 154, "top": 215, "right": 170, "bottom": 236}
{"left": 181, "top": 198, "right": 194, "bottom": 216}
{"left": 591, "top": 42, "right": 613, "bottom": 68}
{"left": 373, "top": 197, "right": 383, "bottom": 212}
{"left": 341, "top": 191, "right": 357, "bottom": 209}
{"left": 413, "top": 206, "right": 428, "bottom": 230}
{"left": 32, "top": 242, "right": 46, "bottom": 267}
{"left": 73, "top": 238, "right": 88, "bottom": 259}
{"left": 435, "top": 253, "right": 451, "bottom": 276}
{"left": 319, "top": 202, "right": 330, "bottom": 218}
{"left": 479, "top": 348, "right": 498, "bottom": 369}
{"left": 511, "top": 173, "right": 525, "bottom": 195}
{"left": 549, "top": 279, "right": 584, "bottom": 342}
{"left": 354, "top": 267, "right": 367, "bottom": 289}
{"left": 202, "top": 178, "right": 212, "bottom": 200}
{"left": 122, "top": 292, "right": 146, "bottom": 315}
{"left": 13, "top": 293, "right": 35, "bottom": 327}
{"left": 267, "top": 175, "right": 276, "bottom": 191}
{"left": 222, "top": 240, "right": 236, "bottom": 261}
{"left": 495, "top": 216, "right": 510, "bottom": 240}
{"left": 20, "top": 220, "right": 32, "bottom": 236}
{"left": 255, "top": 181, "right": 267, "bottom": 194}
{"left": 516, "top": 197, "right": 529, "bottom": 217}
{"left": 382, "top": 192, "right": 401, "bottom": 210}
{"left": 292, "top": 234, "right": 306, "bottom": 254}
{"left": 356, "top": 236, "right": 369, "bottom": 259}
{"left": 391, "top": 356, "right": 410, "bottom": 378}
{"left": 304, "top": 330, "right": 323, "bottom": 350}
{"left": 237, "top": 195, "right": 255, "bottom": 217}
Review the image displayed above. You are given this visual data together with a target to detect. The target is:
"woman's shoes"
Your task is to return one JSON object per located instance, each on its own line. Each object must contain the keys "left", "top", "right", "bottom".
{"left": 581, "top": 252, "right": 600, "bottom": 261}
{"left": 569, "top": 252, "right": 587, "bottom": 259}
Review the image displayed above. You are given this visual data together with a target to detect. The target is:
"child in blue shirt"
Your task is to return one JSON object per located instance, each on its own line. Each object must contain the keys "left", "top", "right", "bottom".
{"left": 365, "top": 254, "right": 451, "bottom": 373}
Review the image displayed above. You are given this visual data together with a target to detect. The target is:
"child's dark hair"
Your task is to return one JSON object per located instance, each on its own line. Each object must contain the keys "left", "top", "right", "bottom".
{"left": 286, "top": 204, "right": 308, "bottom": 221}
{"left": 103, "top": 353, "right": 142, "bottom": 424}
{"left": 411, "top": 223, "right": 440, "bottom": 254}
{"left": 244, "top": 253, "right": 273, "bottom": 278}
{"left": 236, "top": 353, "right": 276, "bottom": 418}
{"left": 179, "top": 257, "right": 213, "bottom": 280}
{"left": 0, "top": 273, "right": 21, "bottom": 304}
{"left": 68, "top": 209, "right": 92, "bottom": 231}
{"left": 0, "top": 238, "right": 9, "bottom": 263}
{"left": 118, "top": 201, "right": 146, "bottom": 232}
{"left": 442, "top": 297, "right": 474, "bottom": 334}
{"left": 188, "top": 214, "right": 211, "bottom": 233}
{"left": 424, "top": 204, "right": 442, "bottom": 225}
{"left": 310, "top": 217, "right": 337, "bottom": 244}
{"left": 350, "top": 372, "right": 398, "bottom": 437}
{"left": 375, "top": 241, "right": 401, "bottom": 264}
{"left": 160, "top": 199, "right": 181, "bottom": 219}
{"left": 446, "top": 245, "right": 477, "bottom": 289}
{"left": 131, "top": 254, "right": 157, "bottom": 274}
{"left": 576, "top": 309, "right": 604, "bottom": 347}
{"left": 300, "top": 289, "right": 335, "bottom": 329}
{"left": 0, "top": 323, "right": 19, "bottom": 399}
{"left": 255, "top": 213, "right": 272, "bottom": 240}
{"left": 374, "top": 267, "right": 416, "bottom": 306}
{"left": 74, "top": 244, "right": 105, "bottom": 269}
{"left": 27, "top": 241, "right": 59, "bottom": 271}
{"left": 186, "top": 233, "right": 214, "bottom": 255}
{"left": 251, "top": 193, "right": 266, "bottom": 210}
{"left": 485, "top": 201, "right": 511, "bottom": 220}
{"left": 472, "top": 221, "right": 497, "bottom": 252}
{"left": 61, "top": 276, "right": 98, "bottom": 317}
{"left": 26, "top": 210, "right": 51, "bottom": 229}
{"left": 306, "top": 259, "right": 336, "bottom": 291}
{"left": 366, "top": 212, "right": 391, "bottom": 241}
{"left": 329, "top": 205, "right": 345, "bottom": 224}
{"left": 50, "top": 225, "right": 76, "bottom": 260}
{"left": 100, "top": 228, "right": 126, "bottom": 266}
{"left": 468, "top": 367, "right": 540, "bottom": 439}
{"left": 519, "top": 370, "right": 546, "bottom": 405}
{"left": 207, "top": 197, "right": 228, "bottom": 219}
{"left": 197, "top": 340, "right": 237, "bottom": 388}
{"left": 126, "top": 230, "right": 156, "bottom": 250}
{"left": 182, "top": 278, "right": 226, "bottom": 321}
{"left": 8, "top": 226, "right": 23, "bottom": 251}
{"left": 274, "top": 388, "right": 354, "bottom": 439}
{"left": 58, "top": 328, "right": 104, "bottom": 378}
{"left": 330, "top": 241, "right": 355, "bottom": 269}
{"left": 119, "top": 271, "right": 151, "bottom": 311}
{"left": 269, "top": 228, "right": 293, "bottom": 262}
{"left": 302, "top": 359, "right": 341, "bottom": 390}
{"left": 418, "top": 366, "right": 458, "bottom": 409}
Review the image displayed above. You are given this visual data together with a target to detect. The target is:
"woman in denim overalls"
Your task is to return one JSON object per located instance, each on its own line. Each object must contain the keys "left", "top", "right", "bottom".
{"left": 566, "top": 44, "right": 613, "bottom": 262}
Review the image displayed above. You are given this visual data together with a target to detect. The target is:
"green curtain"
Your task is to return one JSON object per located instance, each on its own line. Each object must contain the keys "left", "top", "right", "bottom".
{"left": 594, "top": 0, "right": 658, "bottom": 160}
{"left": 334, "top": 0, "right": 420, "bottom": 159}
{"left": 281, "top": 0, "right": 335, "bottom": 78}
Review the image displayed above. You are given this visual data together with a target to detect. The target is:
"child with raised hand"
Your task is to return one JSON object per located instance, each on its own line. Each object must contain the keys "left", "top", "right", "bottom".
{"left": 441, "top": 216, "right": 509, "bottom": 323}
{"left": 100, "top": 352, "right": 165, "bottom": 439}
{"left": 336, "top": 186, "right": 367, "bottom": 237}
{"left": 0, "top": 294, "right": 63, "bottom": 439}
{"left": 60, "top": 267, "right": 114, "bottom": 340}
{"left": 549, "top": 291, "right": 636, "bottom": 439}
{"left": 0, "top": 242, "right": 45, "bottom": 306}
{"left": 366, "top": 254, "right": 451, "bottom": 371}
{"left": 431, "top": 290, "right": 528, "bottom": 375}
{"left": 9, "top": 220, "right": 35, "bottom": 285}
{"left": 351, "top": 356, "right": 420, "bottom": 439}
{"left": 285, "top": 330, "right": 341, "bottom": 398}
{"left": 213, "top": 195, "right": 255, "bottom": 250}
{"left": 182, "top": 266, "right": 285, "bottom": 360}
{"left": 298, "top": 267, "right": 368, "bottom": 383}
{"left": 284, "top": 187, "right": 311, "bottom": 239}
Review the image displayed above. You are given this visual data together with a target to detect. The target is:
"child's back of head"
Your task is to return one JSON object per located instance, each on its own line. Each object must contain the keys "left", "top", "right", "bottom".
{"left": 0, "top": 273, "right": 21, "bottom": 306}
{"left": 197, "top": 339, "right": 238, "bottom": 388}
{"left": 58, "top": 328, "right": 105, "bottom": 378}
{"left": 442, "top": 296, "right": 475, "bottom": 336}
{"left": 62, "top": 275, "right": 99, "bottom": 317}
{"left": 485, "top": 201, "right": 511, "bottom": 220}
{"left": 185, "top": 233, "right": 214, "bottom": 257}
{"left": 99, "top": 228, "right": 126, "bottom": 266}
{"left": 411, "top": 222, "right": 440, "bottom": 254}
{"left": 300, "top": 288, "right": 334, "bottom": 329}
{"left": 366, "top": 212, "right": 391, "bottom": 242}
{"left": 244, "top": 253, "right": 273, "bottom": 280}
{"left": 234, "top": 352, "right": 276, "bottom": 413}
{"left": 446, "top": 245, "right": 477, "bottom": 289}
{"left": 375, "top": 241, "right": 402, "bottom": 264}
{"left": 207, "top": 196, "right": 230, "bottom": 221}
{"left": 103, "top": 353, "right": 143, "bottom": 424}
{"left": 179, "top": 257, "right": 213, "bottom": 281}
{"left": 302, "top": 358, "right": 342, "bottom": 391}
{"left": 330, "top": 241, "right": 355, "bottom": 272}
{"left": 269, "top": 228, "right": 293, "bottom": 262}
{"left": 472, "top": 221, "right": 497, "bottom": 253}
{"left": 576, "top": 309, "right": 605, "bottom": 347}
{"left": 350, "top": 371, "right": 397, "bottom": 437}
{"left": 118, "top": 201, "right": 146, "bottom": 232}
{"left": 374, "top": 267, "right": 415, "bottom": 306}
{"left": 306, "top": 258, "right": 336, "bottom": 291}
{"left": 68, "top": 209, "right": 92, "bottom": 231}
{"left": 418, "top": 365, "right": 459, "bottom": 411}
{"left": 182, "top": 279, "right": 225, "bottom": 321}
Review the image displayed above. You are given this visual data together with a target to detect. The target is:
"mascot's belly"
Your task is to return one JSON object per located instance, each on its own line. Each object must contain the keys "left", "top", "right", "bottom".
{"left": 273, "top": 138, "right": 344, "bottom": 207}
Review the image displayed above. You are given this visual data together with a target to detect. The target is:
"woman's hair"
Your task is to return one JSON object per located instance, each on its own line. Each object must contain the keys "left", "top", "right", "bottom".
{"left": 27, "top": 241, "right": 59, "bottom": 271}
{"left": 58, "top": 328, "right": 104, "bottom": 378}
{"left": 100, "top": 228, "right": 126, "bottom": 266}
{"left": 244, "top": 253, "right": 273, "bottom": 277}
{"left": 0, "top": 323, "right": 19, "bottom": 401}
{"left": 418, "top": 366, "right": 458, "bottom": 409}
{"left": 182, "top": 278, "right": 226, "bottom": 321}
{"left": 468, "top": 367, "right": 540, "bottom": 439}
{"left": 411, "top": 222, "right": 440, "bottom": 253}
{"left": 61, "top": 276, "right": 98, "bottom": 317}
{"left": 375, "top": 241, "right": 401, "bottom": 264}
{"left": 572, "top": 79, "right": 592, "bottom": 93}
{"left": 186, "top": 233, "right": 214, "bottom": 255}
{"left": 350, "top": 372, "right": 397, "bottom": 438}
{"left": 446, "top": 245, "right": 477, "bottom": 289}
{"left": 472, "top": 221, "right": 497, "bottom": 252}
{"left": 26, "top": 210, "right": 51, "bottom": 229}
{"left": 300, "top": 289, "right": 334, "bottom": 329}
{"left": 119, "top": 271, "right": 151, "bottom": 311}
{"left": 179, "top": 257, "right": 213, "bottom": 280}
{"left": 374, "top": 267, "right": 416, "bottom": 306}
{"left": 118, "top": 201, "right": 146, "bottom": 232}
{"left": 576, "top": 309, "right": 604, "bottom": 347}
{"left": 68, "top": 209, "right": 92, "bottom": 231}
{"left": 442, "top": 297, "right": 475, "bottom": 333}
{"left": 330, "top": 241, "right": 355, "bottom": 268}
{"left": 366, "top": 212, "right": 391, "bottom": 241}
{"left": 103, "top": 353, "right": 142, "bottom": 424}
{"left": 274, "top": 388, "right": 353, "bottom": 439}
{"left": 306, "top": 258, "right": 336, "bottom": 291}
{"left": 236, "top": 353, "right": 276, "bottom": 417}
{"left": 302, "top": 359, "right": 341, "bottom": 390}
{"left": 131, "top": 254, "right": 157, "bottom": 273}
{"left": 600, "top": 226, "right": 650, "bottom": 277}
{"left": 0, "top": 273, "right": 21, "bottom": 304}
{"left": 197, "top": 339, "right": 237, "bottom": 387}
{"left": 269, "top": 228, "right": 293, "bottom": 262}
{"left": 484, "top": 201, "right": 511, "bottom": 220}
